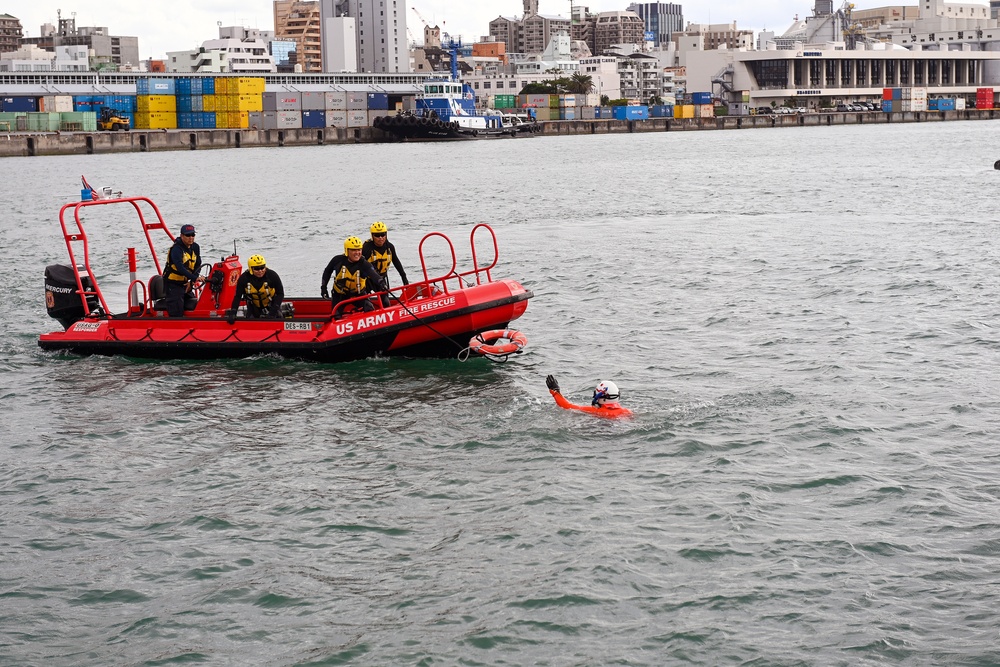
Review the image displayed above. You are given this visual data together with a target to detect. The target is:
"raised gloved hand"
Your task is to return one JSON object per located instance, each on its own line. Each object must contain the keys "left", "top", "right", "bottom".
{"left": 226, "top": 309, "right": 236, "bottom": 325}
{"left": 321, "top": 286, "right": 329, "bottom": 299}
{"left": 545, "top": 375, "right": 560, "bottom": 392}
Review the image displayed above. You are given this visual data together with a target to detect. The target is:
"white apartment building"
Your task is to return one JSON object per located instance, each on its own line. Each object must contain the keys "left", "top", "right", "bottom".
{"left": 327, "top": 0, "right": 409, "bottom": 73}
{"left": 0, "top": 44, "right": 90, "bottom": 72}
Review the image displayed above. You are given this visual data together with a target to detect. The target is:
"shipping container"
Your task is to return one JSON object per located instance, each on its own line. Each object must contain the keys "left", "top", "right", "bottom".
{"left": 302, "top": 109, "right": 326, "bottom": 128}
{"left": 674, "top": 104, "right": 694, "bottom": 119}
{"left": 137, "top": 95, "right": 177, "bottom": 113}
{"left": 201, "top": 78, "right": 216, "bottom": 95}
{"left": 248, "top": 111, "right": 264, "bottom": 129}
{"left": 956, "top": 98, "right": 966, "bottom": 110}
{"left": 560, "top": 108, "right": 576, "bottom": 120}
{"left": 559, "top": 94, "right": 577, "bottom": 107}
{"left": 938, "top": 99, "right": 955, "bottom": 111}
{"left": 695, "top": 104, "right": 714, "bottom": 118}
{"left": 581, "top": 106, "right": 597, "bottom": 120}
{"left": 202, "top": 95, "right": 216, "bottom": 112}
{"left": 691, "top": 92, "right": 712, "bottom": 105}
{"left": 613, "top": 106, "right": 649, "bottom": 121}
{"left": 326, "top": 110, "right": 348, "bottom": 128}
{"left": 176, "top": 96, "right": 193, "bottom": 113}
{"left": 2, "top": 96, "right": 38, "bottom": 113}
{"left": 301, "top": 92, "right": 326, "bottom": 111}
{"left": 347, "top": 93, "right": 367, "bottom": 110}
{"left": 236, "top": 94, "right": 263, "bottom": 112}
{"left": 325, "top": 91, "right": 348, "bottom": 110}
{"left": 148, "top": 78, "right": 177, "bottom": 96}
{"left": 261, "top": 111, "right": 301, "bottom": 130}
{"left": 134, "top": 112, "right": 177, "bottom": 130}
{"left": 347, "top": 110, "right": 369, "bottom": 127}
{"left": 367, "top": 93, "right": 389, "bottom": 110}
{"left": 263, "top": 92, "right": 300, "bottom": 111}
{"left": 883, "top": 88, "right": 894, "bottom": 101}
{"left": 26, "top": 112, "right": 61, "bottom": 132}
{"left": 533, "top": 107, "right": 552, "bottom": 121}
{"left": 59, "top": 112, "right": 98, "bottom": 132}
{"left": 176, "top": 78, "right": 193, "bottom": 96}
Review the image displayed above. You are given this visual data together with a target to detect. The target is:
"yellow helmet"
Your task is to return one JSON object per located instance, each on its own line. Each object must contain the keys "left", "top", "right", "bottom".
{"left": 370, "top": 221, "right": 388, "bottom": 234}
{"left": 248, "top": 254, "right": 266, "bottom": 269}
{"left": 344, "top": 236, "right": 363, "bottom": 252}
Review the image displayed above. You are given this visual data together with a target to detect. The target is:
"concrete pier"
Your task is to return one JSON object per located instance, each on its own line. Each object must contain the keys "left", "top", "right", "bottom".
{"left": 0, "top": 109, "right": 996, "bottom": 158}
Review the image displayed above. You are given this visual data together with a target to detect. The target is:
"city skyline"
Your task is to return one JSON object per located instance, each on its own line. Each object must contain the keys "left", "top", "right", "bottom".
{"left": 12, "top": 0, "right": 901, "bottom": 62}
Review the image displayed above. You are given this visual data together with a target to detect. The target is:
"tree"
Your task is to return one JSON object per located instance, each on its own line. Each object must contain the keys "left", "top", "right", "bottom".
{"left": 600, "top": 94, "right": 611, "bottom": 106}
{"left": 566, "top": 73, "right": 595, "bottom": 95}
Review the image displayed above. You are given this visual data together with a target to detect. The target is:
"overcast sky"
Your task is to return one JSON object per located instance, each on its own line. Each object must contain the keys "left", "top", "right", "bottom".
{"left": 15, "top": 1, "right": 886, "bottom": 60}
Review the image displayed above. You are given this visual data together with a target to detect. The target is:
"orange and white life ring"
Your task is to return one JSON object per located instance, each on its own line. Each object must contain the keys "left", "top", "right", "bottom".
{"left": 469, "top": 329, "right": 527, "bottom": 356}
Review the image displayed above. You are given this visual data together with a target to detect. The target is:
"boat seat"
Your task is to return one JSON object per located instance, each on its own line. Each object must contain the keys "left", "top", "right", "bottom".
{"left": 148, "top": 275, "right": 197, "bottom": 312}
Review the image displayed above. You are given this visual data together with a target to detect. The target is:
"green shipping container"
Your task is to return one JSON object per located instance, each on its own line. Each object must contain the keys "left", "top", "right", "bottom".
{"left": 60, "top": 111, "right": 98, "bottom": 132}
{"left": 0, "top": 111, "right": 26, "bottom": 131}
{"left": 27, "top": 112, "right": 62, "bottom": 132}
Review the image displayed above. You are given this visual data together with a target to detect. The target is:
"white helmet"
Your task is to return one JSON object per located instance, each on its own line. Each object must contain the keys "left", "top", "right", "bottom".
{"left": 592, "top": 380, "right": 620, "bottom": 406}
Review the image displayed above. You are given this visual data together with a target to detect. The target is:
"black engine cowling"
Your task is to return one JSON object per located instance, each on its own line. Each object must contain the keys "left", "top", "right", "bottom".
{"left": 45, "top": 264, "right": 97, "bottom": 330}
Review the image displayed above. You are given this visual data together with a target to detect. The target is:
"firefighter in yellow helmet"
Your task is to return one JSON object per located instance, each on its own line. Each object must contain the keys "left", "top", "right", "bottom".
{"left": 226, "top": 254, "right": 285, "bottom": 324}
{"left": 321, "top": 236, "right": 386, "bottom": 317}
{"left": 363, "top": 221, "right": 408, "bottom": 307}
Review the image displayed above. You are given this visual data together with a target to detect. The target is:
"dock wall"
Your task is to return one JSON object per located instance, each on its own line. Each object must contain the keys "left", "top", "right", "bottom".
{"left": 1, "top": 109, "right": 996, "bottom": 158}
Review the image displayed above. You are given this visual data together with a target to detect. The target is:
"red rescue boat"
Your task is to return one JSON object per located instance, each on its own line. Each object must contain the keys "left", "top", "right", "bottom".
{"left": 38, "top": 188, "right": 532, "bottom": 363}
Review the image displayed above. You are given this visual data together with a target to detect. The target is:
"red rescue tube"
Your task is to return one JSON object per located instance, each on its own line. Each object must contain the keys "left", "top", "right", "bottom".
{"left": 469, "top": 329, "right": 527, "bottom": 356}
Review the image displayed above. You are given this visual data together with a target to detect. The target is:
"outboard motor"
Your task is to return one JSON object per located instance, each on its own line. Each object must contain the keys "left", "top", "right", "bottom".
{"left": 44, "top": 264, "right": 97, "bottom": 330}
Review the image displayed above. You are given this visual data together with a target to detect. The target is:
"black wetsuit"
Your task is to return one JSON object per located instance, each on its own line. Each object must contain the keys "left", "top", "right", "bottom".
{"left": 321, "top": 255, "right": 386, "bottom": 314}
{"left": 162, "top": 238, "right": 201, "bottom": 317}
{"left": 230, "top": 268, "right": 284, "bottom": 319}
{"left": 362, "top": 239, "right": 409, "bottom": 287}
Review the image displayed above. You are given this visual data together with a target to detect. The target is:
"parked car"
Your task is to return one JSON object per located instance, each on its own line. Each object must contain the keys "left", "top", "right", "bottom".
{"left": 796, "top": 107, "right": 808, "bottom": 113}
{"left": 836, "top": 103, "right": 849, "bottom": 112}
{"left": 753, "top": 106, "right": 773, "bottom": 115}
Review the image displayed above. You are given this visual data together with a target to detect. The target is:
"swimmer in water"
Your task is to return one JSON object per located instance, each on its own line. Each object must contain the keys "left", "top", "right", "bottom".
{"left": 545, "top": 375, "right": 633, "bottom": 419}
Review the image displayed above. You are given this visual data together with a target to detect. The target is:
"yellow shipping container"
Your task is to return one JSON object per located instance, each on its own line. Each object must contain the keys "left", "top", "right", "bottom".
{"left": 214, "top": 78, "right": 230, "bottom": 95}
{"left": 673, "top": 104, "right": 694, "bottom": 119}
{"left": 234, "top": 77, "right": 265, "bottom": 95}
{"left": 224, "top": 111, "right": 249, "bottom": 129}
{"left": 202, "top": 94, "right": 216, "bottom": 112}
{"left": 235, "top": 94, "right": 263, "bottom": 112}
{"left": 134, "top": 112, "right": 177, "bottom": 130}
{"left": 137, "top": 95, "right": 177, "bottom": 113}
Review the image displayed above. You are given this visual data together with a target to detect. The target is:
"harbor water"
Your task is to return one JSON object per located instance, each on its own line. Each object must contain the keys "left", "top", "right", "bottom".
{"left": 3, "top": 121, "right": 1000, "bottom": 665}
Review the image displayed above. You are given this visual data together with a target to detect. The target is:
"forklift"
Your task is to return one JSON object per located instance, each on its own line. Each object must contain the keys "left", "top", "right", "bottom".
{"left": 97, "top": 107, "right": 130, "bottom": 131}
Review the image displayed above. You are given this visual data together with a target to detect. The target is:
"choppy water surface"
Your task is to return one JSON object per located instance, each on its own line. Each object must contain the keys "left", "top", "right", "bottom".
{"left": 3, "top": 121, "right": 1000, "bottom": 666}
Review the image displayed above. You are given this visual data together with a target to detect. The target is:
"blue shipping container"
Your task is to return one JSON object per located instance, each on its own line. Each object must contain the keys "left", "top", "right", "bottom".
{"left": 613, "top": 106, "right": 649, "bottom": 121}
{"left": 202, "top": 78, "right": 216, "bottom": 95}
{"left": 176, "top": 96, "right": 193, "bottom": 113}
{"left": 367, "top": 93, "right": 389, "bottom": 110}
{"left": 202, "top": 112, "right": 216, "bottom": 128}
{"left": 938, "top": 99, "right": 955, "bottom": 111}
{"left": 301, "top": 110, "right": 326, "bottom": 128}
{"left": 176, "top": 78, "right": 192, "bottom": 96}
{"left": 892, "top": 88, "right": 902, "bottom": 101}
{"left": 882, "top": 100, "right": 894, "bottom": 112}
{"left": 691, "top": 92, "right": 712, "bottom": 105}
{"left": 2, "top": 96, "right": 38, "bottom": 112}
{"left": 148, "top": 78, "right": 176, "bottom": 96}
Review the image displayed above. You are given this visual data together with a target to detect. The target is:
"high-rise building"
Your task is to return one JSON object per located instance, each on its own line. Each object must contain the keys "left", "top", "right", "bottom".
{"left": 572, "top": 11, "right": 645, "bottom": 56}
{"left": 488, "top": 1, "right": 571, "bottom": 56}
{"left": 627, "top": 3, "right": 684, "bottom": 47}
{"left": 0, "top": 13, "right": 23, "bottom": 53}
{"left": 327, "top": 0, "right": 409, "bottom": 73}
{"left": 274, "top": 1, "right": 323, "bottom": 72}
{"left": 21, "top": 14, "right": 139, "bottom": 69}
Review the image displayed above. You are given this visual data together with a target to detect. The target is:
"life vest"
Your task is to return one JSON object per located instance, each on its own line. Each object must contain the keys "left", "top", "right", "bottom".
{"left": 164, "top": 245, "right": 200, "bottom": 283}
{"left": 245, "top": 279, "right": 275, "bottom": 308}
{"left": 332, "top": 265, "right": 367, "bottom": 296}
{"left": 366, "top": 246, "right": 393, "bottom": 276}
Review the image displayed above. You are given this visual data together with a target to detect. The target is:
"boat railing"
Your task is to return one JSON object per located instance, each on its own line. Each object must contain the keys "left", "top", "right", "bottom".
{"left": 58, "top": 194, "right": 173, "bottom": 317}
{"left": 416, "top": 224, "right": 501, "bottom": 293}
